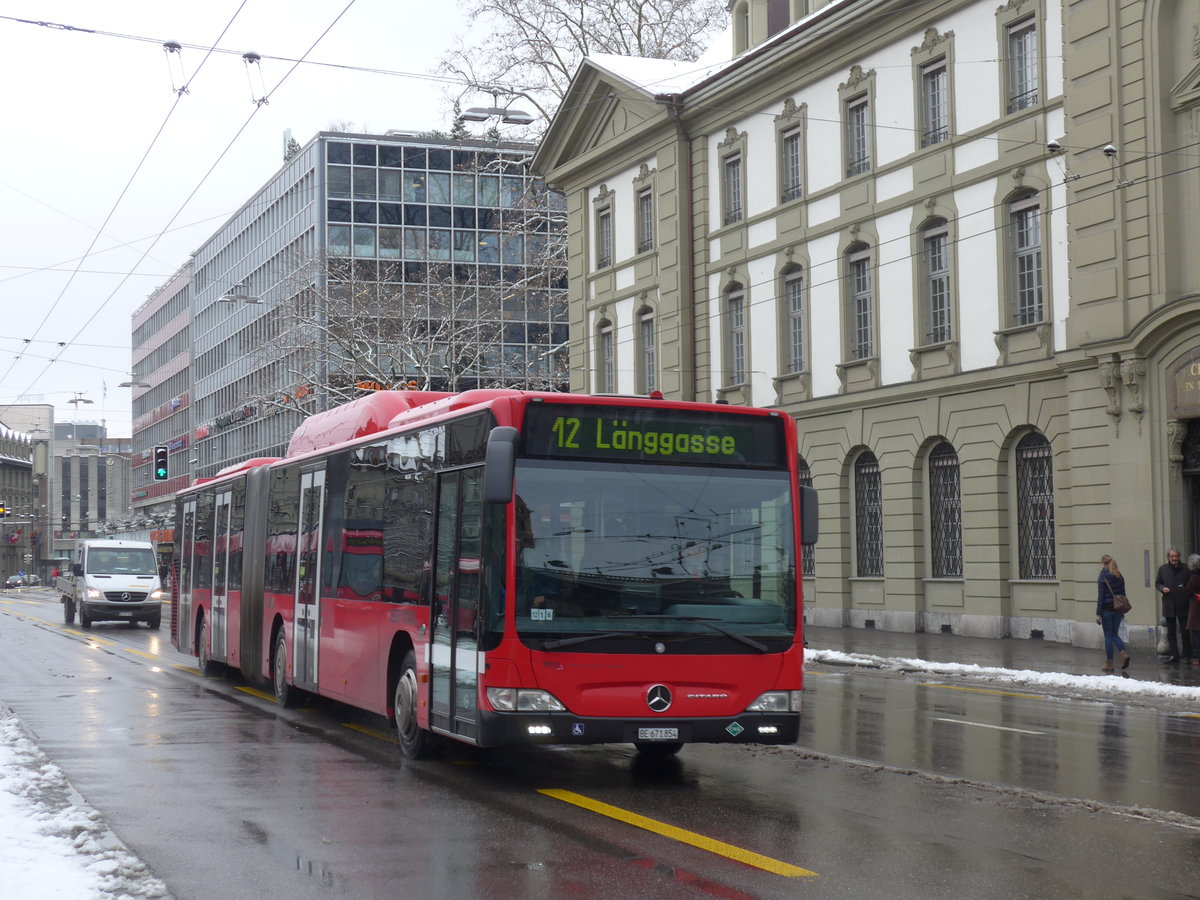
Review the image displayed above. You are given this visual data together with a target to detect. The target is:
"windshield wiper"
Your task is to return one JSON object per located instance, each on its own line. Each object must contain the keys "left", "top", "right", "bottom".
{"left": 602, "top": 614, "right": 770, "bottom": 653}
{"left": 541, "top": 631, "right": 649, "bottom": 650}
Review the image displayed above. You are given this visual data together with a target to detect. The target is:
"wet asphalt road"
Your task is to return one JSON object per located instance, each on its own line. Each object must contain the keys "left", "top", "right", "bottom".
{"left": 2, "top": 588, "right": 1199, "bottom": 899}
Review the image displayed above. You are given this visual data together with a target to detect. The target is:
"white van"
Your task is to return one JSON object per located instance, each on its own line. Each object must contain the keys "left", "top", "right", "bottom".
{"left": 57, "top": 539, "right": 165, "bottom": 629}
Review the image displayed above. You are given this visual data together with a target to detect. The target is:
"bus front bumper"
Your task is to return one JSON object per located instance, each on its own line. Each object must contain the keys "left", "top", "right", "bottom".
{"left": 476, "top": 710, "right": 800, "bottom": 747}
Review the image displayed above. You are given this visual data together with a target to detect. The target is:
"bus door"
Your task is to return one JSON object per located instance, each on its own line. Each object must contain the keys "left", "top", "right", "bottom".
{"left": 175, "top": 499, "right": 196, "bottom": 651}
{"left": 210, "top": 490, "right": 232, "bottom": 662}
{"left": 293, "top": 468, "right": 325, "bottom": 692}
{"left": 430, "top": 467, "right": 483, "bottom": 741}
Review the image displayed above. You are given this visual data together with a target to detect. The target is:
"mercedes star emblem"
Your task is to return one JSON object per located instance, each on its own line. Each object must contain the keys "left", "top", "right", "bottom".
{"left": 646, "top": 684, "right": 672, "bottom": 712}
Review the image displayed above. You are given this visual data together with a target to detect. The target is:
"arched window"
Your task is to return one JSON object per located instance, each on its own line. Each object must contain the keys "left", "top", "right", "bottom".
{"left": 1016, "top": 432, "right": 1055, "bottom": 579}
{"left": 798, "top": 455, "right": 815, "bottom": 578}
{"left": 854, "top": 451, "right": 883, "bottom": 577}
{"left": 928, "top": 442, "right": 962, "bottom": 578}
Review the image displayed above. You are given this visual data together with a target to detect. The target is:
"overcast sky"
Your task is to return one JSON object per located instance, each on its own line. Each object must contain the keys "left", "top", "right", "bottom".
{"left": 0, "top": 0, "right": 469, "bottom": 437}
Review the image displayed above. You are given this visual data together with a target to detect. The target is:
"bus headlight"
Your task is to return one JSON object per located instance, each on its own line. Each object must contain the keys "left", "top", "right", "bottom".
{"left": 486, "top": 688, "right": 566, "bottom": 712}
{"left": 746, "top": 691, "right": 802, "bottom": 713}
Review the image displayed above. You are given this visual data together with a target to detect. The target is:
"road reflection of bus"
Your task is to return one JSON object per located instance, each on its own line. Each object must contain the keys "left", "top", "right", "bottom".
{"left": 172, "top": 389, "right": 817, "bottom": 759}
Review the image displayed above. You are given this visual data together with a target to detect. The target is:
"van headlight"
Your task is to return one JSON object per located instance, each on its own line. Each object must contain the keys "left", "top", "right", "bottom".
{"left": 746, "top": 691, "right": 802, "bottom": 713}
{"left": 486, "top": 688, "right": 566, "bottom": 712}
{"left": 150, "top": 590, "right": 167, "bottom": 601}
{"left": 85, "top": 587, "right": 104, "bottom": 601}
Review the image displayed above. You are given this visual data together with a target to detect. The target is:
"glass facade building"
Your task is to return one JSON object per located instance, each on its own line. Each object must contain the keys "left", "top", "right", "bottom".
{"left": 187, "top": 132, "right": 567, "bottom": 480}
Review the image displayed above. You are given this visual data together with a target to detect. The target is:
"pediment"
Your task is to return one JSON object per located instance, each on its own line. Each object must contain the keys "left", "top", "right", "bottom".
{"left": 1169, "top": 58, "right": 1200, "bottom": 111}
{"left": 536, "top": 61, "right": 660, "bottom": 176}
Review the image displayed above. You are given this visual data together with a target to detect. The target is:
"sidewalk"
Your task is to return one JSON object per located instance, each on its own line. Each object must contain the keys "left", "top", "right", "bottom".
{"left": 804, "top": 624, "right": 1200, "bottom": 689}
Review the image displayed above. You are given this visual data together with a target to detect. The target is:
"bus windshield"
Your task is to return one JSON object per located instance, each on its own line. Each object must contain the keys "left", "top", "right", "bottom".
{"left": 512, "top": 459, "right": 796, "bottom": 651}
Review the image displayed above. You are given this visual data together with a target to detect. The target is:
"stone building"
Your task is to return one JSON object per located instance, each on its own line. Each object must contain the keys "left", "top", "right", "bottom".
{"left": 533, "top": 0, "right": 1200, "bottom": 649}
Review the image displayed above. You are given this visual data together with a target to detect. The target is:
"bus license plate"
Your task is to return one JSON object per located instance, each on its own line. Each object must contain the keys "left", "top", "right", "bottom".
{"left": 637, "top": 728, "right": 678, "bottom": 741}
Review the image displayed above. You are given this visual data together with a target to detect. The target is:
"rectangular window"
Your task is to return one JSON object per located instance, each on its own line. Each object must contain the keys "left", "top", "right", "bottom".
{"left": 637, "top": 189, "right": 654, "bottom": 253}
{"left": 785, "top": 271, "right": 804, "bottom": 373}
{"left": 596, "top": 208, "right": 612, "bottom": 269}
{"left": 723, "top": 155, "right": 743, "bottom": 225}
{"left": 727, "top": 287, "right": 746, "bottom": 384}
{"left": 846, "top": 97, "right": 871, "bottom": 176}
{"left": 925, "top": 229, "right": 951, "bottom": 343}
{"left": 1011, "top": 198, "right": 1043, "bottom": 325}
{"left": 921, "top": 62, "right": 948, "bottom": 146}
{"left": 640, "top": 312, "right": 656, "bottom": 393}
{"left": 780, "top": 128, "right": 802, "bottom": 202}
{"left": 849, "top": 252, "right": 873, "bottom": 359}
{"left": 1007, "top": 20, "right": 1038, "bottom": 113}
{"left": 598, "top": 324, "right": 614, "bottom": 392}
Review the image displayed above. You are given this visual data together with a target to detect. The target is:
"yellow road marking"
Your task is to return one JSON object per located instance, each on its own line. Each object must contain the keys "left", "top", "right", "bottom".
{"left": 538, "top": 789, "right": 816, "bottom": 877}
{"left": 123, "top": 648, "right": 160, "bottom": 660}
{"left": 342, "top": 722, "right": 398, "bottom": 744}
{"left": 235, "top": 686, "right": 277, "bottom": 702}
{"left": 173, "top": 664, "right": 202, "bottom": 675}
{"left": 920, "top": 683, "right": 1044, "bottom": 700}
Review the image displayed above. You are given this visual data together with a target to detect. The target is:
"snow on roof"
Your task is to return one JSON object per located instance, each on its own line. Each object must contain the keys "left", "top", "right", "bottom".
{"left": 585, "top": 52, "right": 731, "bottom": 96}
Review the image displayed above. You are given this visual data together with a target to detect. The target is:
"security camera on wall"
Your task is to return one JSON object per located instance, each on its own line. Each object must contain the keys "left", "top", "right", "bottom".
{"left": 1046, "top": 139, "right": 1062, "bottom": 153}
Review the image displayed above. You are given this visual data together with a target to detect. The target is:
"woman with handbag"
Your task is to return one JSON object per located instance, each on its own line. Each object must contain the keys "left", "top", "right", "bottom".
{"left": 1184, "top": 554, "right": 1200, "bottom": 667}
{"left": 1097, "top": 554, "right": 1130, "bottom": 672}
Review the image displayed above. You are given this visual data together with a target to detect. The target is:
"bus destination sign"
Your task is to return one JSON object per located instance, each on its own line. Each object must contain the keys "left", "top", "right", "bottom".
{"left": 521, "top": 403, "right": 786, "bottom": 468}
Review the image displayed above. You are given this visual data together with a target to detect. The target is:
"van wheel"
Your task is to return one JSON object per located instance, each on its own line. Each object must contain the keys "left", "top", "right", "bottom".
{"left": 63, "top": 598, "right": 75, "bottom": 625}
{"left": 395, "top": 651, "right": 433, "bottom": 759}
{"left": 273, "top": 630, "right": 297, "bottom": 708}
{"left": 80, "top": 607, "right": 92, "bottom": 630}
{"left": 147, "top": 614, "right": 161, "bottom": 630}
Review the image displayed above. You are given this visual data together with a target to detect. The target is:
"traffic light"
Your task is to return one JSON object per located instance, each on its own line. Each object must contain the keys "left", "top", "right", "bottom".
{"left": 153, "top": 446, "right": 169, "bottom": 481}
{"left": 0, "top": 502, "right": 6, "bottom": 518}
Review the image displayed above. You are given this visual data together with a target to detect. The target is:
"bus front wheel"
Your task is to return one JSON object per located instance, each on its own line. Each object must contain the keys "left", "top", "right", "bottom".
{"left": 394, "top": 651, "right": 433, "bottom": 760}
{"left": 634, "top": 741, "right": 683, "bottom": 758}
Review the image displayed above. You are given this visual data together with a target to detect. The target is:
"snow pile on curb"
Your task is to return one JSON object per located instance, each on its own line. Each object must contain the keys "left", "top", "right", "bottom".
{"left": 0, "top": 711, "right": 168, "bottom": 899}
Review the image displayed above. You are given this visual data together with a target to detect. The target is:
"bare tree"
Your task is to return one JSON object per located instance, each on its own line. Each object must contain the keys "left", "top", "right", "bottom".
{"left": 241, "top": 252, "right": 564, "bottom": 418}
{"left": 442, "top": 0, "right": 728, "bottom": 124}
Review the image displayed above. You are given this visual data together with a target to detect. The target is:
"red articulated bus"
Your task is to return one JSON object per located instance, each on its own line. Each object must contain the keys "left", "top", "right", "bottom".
{"left": 172, "top": 389, "right": 819, "bottom": 759}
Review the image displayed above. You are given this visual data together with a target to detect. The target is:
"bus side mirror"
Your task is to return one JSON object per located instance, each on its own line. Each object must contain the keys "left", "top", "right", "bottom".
{"left": 484, "top": 426, "right": 519, "bottom": 504}
{"left": 800, "top": 484, "right": 819, "bottom": 545}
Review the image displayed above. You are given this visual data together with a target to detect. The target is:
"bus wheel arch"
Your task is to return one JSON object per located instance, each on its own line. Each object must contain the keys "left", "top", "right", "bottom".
{"left": 196, "top": 610, "right": 217, "bottom": 676}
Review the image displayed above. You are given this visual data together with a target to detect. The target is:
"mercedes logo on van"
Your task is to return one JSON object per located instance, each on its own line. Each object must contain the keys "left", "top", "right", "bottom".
{"left": 646, "top": 684, "right": 672, "bottom": 712}
{"left": 120, "top": 592, "right": 130, "bottom": 601}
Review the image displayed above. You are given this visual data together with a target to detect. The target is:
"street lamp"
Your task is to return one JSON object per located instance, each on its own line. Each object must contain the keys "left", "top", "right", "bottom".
{"left": 119, "top": 374, "right": 150, "bottom": 388}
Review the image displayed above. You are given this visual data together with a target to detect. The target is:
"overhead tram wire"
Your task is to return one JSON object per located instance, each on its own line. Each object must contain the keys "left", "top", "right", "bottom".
{"left": 0, "top": 1, "right": 252, "bottom": 392}
{"left": 4, "top": 1, "right": 360, "bottom": 409}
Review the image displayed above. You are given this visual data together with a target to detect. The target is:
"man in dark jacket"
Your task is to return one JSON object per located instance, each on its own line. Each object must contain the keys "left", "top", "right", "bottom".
{"left": 1154, "top": 548, "right": 1192, "bottom": 663}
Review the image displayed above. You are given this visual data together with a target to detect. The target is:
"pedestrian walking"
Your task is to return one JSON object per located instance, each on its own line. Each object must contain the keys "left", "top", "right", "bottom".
{"left": 1097, "top": 554, "right": 1130, "bottom": 672}
{"left": 1154, "top": 548, "right": 1193, "bottom": 663}
{"left": 1186, "top": 554, "right": 1200, "bottom": 668}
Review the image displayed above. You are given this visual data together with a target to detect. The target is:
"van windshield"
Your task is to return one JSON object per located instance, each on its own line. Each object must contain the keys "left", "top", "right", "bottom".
{"left": 86, "top": 549, "right": 158, "bottom": 575}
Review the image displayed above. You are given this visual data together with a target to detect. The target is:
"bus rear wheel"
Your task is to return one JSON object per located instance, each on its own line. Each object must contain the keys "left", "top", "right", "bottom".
{"left": 273, "top": 630, "right": 298, "bottom": 708}
{"left": 634, "top": 741, "right": 683, "bottom": 758}
{"left": 197, "top": 617, "right": 217, "bottom": 676}
{"left": 395, "top": 651, "right": 433, "bottom": 760}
